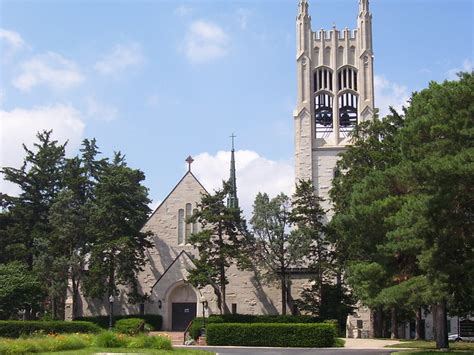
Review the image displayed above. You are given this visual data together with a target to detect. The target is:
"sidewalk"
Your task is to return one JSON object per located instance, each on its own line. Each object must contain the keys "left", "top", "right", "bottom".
{"left": 343, "top": 338, "right": 404, "bottom": 349}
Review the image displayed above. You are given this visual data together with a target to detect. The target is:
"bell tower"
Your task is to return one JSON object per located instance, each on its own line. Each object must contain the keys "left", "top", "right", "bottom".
{"left": 294, "top": 0, "right": 375, "bottom": 211}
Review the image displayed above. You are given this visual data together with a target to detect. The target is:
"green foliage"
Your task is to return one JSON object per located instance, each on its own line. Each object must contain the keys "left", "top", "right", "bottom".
{"left": 0, "top": 320, "right": 100, "bottom": 338}
{"left": 205, "top": 314, "right": 321, "bottom": 323}
{"left": 74, "top": 314, "right": 162, "bottom": 330}
{"left": 206, "top": 323, "right": 337, "bottom": 347}
{"left": 125, "top": 334, "right": 172, "bottom": 350}
{"left": 0, "top": 262, "right": 45, "bottom": 319}
{"left": 92, "top": 331, "right": 128, "bottom": 348}
{"left": 0, "top": 334, "right": 90, "bottom": 354}
{"left": 187, "top": 181, "right": 249, "bottom": 314}
{"left": 114, "top": 318, "right": 151, "bottom": 335}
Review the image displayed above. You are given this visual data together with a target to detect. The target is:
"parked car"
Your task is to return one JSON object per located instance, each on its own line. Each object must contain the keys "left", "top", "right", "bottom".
{"left": 448, "top": 334, "right": 463, "bottom": 342}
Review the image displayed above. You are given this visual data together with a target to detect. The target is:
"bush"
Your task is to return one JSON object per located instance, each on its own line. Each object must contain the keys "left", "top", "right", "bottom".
{"left": 93, "top": 331, "right": 128, "bottom": 348}
{"left": 75, "top": 314, "right": 162, "bottom": 330}
{"left": 115, "top": 318, "right": 152, "bottom": 335}
{"left": 0, "top": 334, "right": 90, "bottom": 354}
{"left": 206, "top": 323, "right": 337, "bottom": 347}
{"left": 126, "top": 334, "right": 172, "bottom": 350}
{"left": 0, "top": 320, "right": 101, "bottom": 338}
{"left": 206, "top": 314, "right": 320, "bottom": 324}
{"left": 189, "top": 319, "right": 206, "bottom": 340}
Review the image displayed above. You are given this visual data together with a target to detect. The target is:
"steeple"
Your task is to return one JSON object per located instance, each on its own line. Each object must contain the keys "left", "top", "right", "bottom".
{"left": 359, "top": 0, "right": 370, "bottom": 15}
{"left": 227, "top": 134, "right": 239, "bottom": 209}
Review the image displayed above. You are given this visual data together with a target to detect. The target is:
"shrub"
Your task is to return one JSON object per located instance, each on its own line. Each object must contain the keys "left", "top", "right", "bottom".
{"left": 75, "top": 314, "right": 162, "bottom": 330}
{"left": 93, "top": 331, "right": 128, "bottom": 348}
{"left": 0, "top": 320, "right": 101, "bottom": 338}
{"left": 206, "top": 323, "right": 337, "bottom": 347}
{"left": 126, "top": 334, "right": 172, "bottom": 350}
{"left": 206, "top": 314, "right": 320, "bottom": 324}
{"left": 115, "top": 318, "right": 152, "bottom": 335}
{"left": 189, "top": 319, "right": 206, "bottom": 340}
{"left": 0, "top": 334, "right": 90, "bottom": 354}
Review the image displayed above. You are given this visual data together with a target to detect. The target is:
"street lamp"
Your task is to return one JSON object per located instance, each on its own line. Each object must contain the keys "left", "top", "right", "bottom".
{"left": 108, "top": 294, "right": 114, "bottom": 330}
{"left": 200, "top": 296, "right": 208, "bottom": 336}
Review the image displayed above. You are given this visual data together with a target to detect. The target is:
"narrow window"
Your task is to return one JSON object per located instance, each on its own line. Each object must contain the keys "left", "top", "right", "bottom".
{"left": 232, "top": 304, "right": 237, "bottom": 314}
{"left": 192, "top": 209, "right": 199, "bottom": 234}
{"left": 357, "top": 320, "right": 363, "bottom": 329}
{"left": 178, "top": 209, "right": 184, "bottom": 245}
{"left": 185, "top": 203, "right": 192, "bottom": 241}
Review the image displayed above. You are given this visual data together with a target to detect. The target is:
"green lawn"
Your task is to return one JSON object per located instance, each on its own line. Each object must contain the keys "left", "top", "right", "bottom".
{"left": 37, "top": 348, "right": 213, "bottom": 355}
{"left": 389, "top": 340, "right": 474, "bottom": 351}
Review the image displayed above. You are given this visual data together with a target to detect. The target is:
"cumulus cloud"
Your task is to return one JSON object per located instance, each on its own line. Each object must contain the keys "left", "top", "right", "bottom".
{"left": 0, "top": 28, "right": 25, "bottom": 51}
{"left": 13, "top": 52, "right": 84, "bottom": 92}
{"left": 0, "top": 104, "right": 85, "bottom": 195}
{"left": 192, "top": 150, "right": 294, "bottom": 217}
{"left": 374, "top": 75, "right": 410, "bottom": 117}
{"left": 94, "top": 42, "right": 144, "bottom": 75}
{"left": 184, "top": 20, "right": 229, "bottom": 63}
{"left": 85, "top": 97, "right": 118, "bottom": 122}
{"left": 447, "top": 59, "right": 473, "bottom": 81}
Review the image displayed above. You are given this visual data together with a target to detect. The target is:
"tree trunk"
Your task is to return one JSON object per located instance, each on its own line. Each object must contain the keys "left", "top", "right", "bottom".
{"left": 433, "top": 301, "right": 449, "bottom": 349}
{"left": 373, "top": 306, "right": 383, "bottom": 338}
{"left": 415, "top": 307, "right": 422, "bottom": 340}
{"left": 390, "top": 307, "right": 398, "bottom": 339}
{"left": 281, "top": 272, "right": 287, "bottom": 315}
{"left": 220, "top": 262, "right": 227, "bottom": 315}
{"left": 72, "top": 278, "right": 78, "bottom": 320}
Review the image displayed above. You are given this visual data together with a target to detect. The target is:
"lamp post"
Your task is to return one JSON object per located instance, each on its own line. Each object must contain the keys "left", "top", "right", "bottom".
{"left": 108, "top": 294, "right": 114, "bottom": 330}
{"left": 200, "top": 296, "right": 208, "bottom": 336}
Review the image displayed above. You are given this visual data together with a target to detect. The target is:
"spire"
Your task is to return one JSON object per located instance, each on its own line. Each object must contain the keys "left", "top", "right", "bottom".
{"left": 359, "top": 0, "right": 370, "bottom": 15}
{"left": 227, "top": 133, "right": 239, "bottom": 209}
{"left": 298, "top": 0, "right": 309, "bottom": 17}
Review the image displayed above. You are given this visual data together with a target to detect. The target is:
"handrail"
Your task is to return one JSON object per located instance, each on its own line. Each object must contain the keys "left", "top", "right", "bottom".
{"left": 183, "top": 319, "right": 193, "bottom": 345}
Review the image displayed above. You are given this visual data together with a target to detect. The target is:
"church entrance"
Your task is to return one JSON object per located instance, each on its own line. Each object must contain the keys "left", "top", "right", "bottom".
{"left": 172, "top": 303, "right": 197, "bottom": 331}
{"left": 168, "top": 283, "right": 198, "bottom": 331}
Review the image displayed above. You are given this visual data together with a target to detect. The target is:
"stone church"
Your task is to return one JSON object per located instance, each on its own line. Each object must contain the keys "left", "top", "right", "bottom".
{"left": 69, "top": 0, "right": 377, "bottom": 336}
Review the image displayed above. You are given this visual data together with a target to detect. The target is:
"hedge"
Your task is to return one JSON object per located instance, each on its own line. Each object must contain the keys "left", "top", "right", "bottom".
{"left": 206, "top": 314, "right": 320, "bottom": 324}
{"left": 206, "top": 323, "right": 337, "bottom": 347}
{"left": 0, "top": 320, "right": 101, "bottom": 338}
{"left": 114, "top": 318, "right": 152, "bottom": 335}
{"left": 74, "top": 314, "right": 162, "bottom": 330}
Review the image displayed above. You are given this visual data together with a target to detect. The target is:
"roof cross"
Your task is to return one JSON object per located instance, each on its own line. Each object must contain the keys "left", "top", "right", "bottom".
{"left": 230, "top": 133, "right": 237, "bottom": 151}
{"left": 185, "top": 155, "right": 194, "bottom": 172}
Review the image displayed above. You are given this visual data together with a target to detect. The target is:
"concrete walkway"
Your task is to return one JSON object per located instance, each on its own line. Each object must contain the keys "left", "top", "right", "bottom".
{"left": 343, "top": 338, "right": 405, "bottom": 349}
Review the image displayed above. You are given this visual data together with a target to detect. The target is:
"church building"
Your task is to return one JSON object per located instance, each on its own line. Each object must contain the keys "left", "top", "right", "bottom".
{"left": 69, "top": 0, "right": 377, "bottom": 336}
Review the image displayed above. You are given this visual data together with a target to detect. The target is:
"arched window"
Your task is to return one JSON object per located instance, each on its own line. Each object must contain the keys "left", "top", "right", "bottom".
{"left": 338, "top": 92, "right": 358, "bottom": 129}
{"left": 185, "top": 203, "right": 192, "bottom": 241}
{"left": 178, "top": 209, "right": 184, "bottom": 245}
{"left": 314, "top": 92, "right": 333, "bottom": 131}
{"left": 337, "top": 66, "right": 358, "bottom": 92}
{"left": 313, "top": 67, "right": 333, "bottom": 92}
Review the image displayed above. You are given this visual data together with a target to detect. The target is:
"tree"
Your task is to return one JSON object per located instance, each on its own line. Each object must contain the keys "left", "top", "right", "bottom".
{"left": 83, "top": 153, "right": 152, "bottom": 301}
{"left": 250, "top": 192, "right": 309, "bottom": 315}
{"left": 0, "top": 262, "right": 45, "bottom": 319}
{"left": 187, "top": 182, "right": 248, "bottom": 314}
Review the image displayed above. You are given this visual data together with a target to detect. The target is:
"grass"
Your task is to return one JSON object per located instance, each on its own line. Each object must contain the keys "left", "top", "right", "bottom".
{"left": 335, "top": 338, "right": 346, "bottom": 347}
{"left": 389, "top": 340, "right": 474, "bottom": 351}
{"left": 37, "top": 348, "right": 213, "bottom": 354}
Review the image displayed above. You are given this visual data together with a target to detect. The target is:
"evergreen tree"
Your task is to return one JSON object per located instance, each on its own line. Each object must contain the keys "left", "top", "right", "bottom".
{"left": 187, "top": 182, "right": 248, "bottom": 314}
{"left": 83, "top": 152, "right": 152, "bottom": 301}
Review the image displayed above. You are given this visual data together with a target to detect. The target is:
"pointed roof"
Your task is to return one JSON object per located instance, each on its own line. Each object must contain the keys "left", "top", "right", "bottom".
{"left": 227, "top": 134, "right": 239, "bottom": 209}
{"left": 359, "top": 0, "right": 370, "bottom": 15}
{"left": 298, "top": 0, "right": 309, "bottom": 17}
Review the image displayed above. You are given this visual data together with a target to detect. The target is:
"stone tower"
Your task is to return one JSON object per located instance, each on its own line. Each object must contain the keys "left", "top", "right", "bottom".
{"left": 294, "top": 0, "right": 375, "bottom": 212}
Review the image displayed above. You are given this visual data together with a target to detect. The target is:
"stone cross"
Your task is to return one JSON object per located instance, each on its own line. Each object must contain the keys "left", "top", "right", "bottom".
{"left": 185, "top": 155, "right": 194, "bottom": 171}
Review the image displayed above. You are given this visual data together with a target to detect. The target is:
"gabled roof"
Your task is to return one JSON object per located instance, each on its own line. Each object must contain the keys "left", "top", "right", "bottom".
{"left": 144, "top": 170, "right": 209, "bottom": 225}
{"left": 149, "top": 250, "right": 196, "bottom": 292}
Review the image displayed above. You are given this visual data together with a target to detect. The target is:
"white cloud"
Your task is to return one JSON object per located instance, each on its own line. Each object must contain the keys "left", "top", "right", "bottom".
{"left": 94, "top": 42, "right": 144, "bottom": 75}
{"left": 0, "top": 91, "right": 4, "bottom": 107}
{"left": 85, "top": 97, "right": 118, "bottom": 122}
{"left": 374, "top": 75, "right": 410, "bottom": 117}
{"left": 0, "top": 28, "right": 25, "bottom": 50}
{"left": 174, "top": 5, "right": 192, "bottom": 17}
{"left": 447, "top": 59, "right": 472, "bottom": 81}
{"left": 184, "top": 20, "right": 229, "bottom": 63}
{"left": 192, "top": 150, "right": 294, "bottom": 218}
{"left": 13, "top": 52, "right": 84, "bottom": 92}
{"left": 0, "top": 104, "right": 85, "bottom": 196}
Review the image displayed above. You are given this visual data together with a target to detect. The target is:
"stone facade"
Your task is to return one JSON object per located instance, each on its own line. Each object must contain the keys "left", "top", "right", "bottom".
{"left": 70, "top": 170, "right": 311, "bottom": 330}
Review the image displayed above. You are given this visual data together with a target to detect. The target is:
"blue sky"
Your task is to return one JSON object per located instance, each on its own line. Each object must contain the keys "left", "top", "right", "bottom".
{"left": 1, "top": 0, "right": 473, "bottom": 215}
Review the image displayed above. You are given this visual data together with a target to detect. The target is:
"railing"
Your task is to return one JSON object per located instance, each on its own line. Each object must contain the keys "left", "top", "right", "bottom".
{"left": 183, "top": 319, "right": 193, "bottom": 345}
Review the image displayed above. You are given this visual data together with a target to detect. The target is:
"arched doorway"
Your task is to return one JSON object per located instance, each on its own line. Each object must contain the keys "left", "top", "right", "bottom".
{"left": 168, "top": 283, "right": 197, "bottom": 331}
